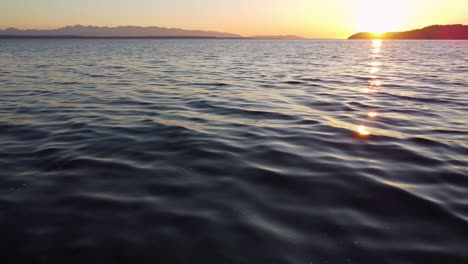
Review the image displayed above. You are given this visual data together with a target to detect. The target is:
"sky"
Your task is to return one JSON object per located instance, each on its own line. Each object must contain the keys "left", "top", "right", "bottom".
{"left": 1, "top": 0, "right": 467, "bottom": 38}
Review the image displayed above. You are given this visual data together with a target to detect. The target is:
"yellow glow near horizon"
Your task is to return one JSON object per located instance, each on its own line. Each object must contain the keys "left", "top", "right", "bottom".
{"left": 0, "top": 0, "right": 467, "bottom": 38}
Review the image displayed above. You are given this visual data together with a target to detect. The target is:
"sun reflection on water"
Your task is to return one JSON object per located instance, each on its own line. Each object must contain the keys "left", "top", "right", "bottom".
{"left": 362, "top": 88, "right": 377, "bottom": 93}
{"left": 369, "top": 39, "right": 382, "bottom": 60}
{"left": 368, "top": 80, "right": 382, "bottom": 86}
{"left": 356, "top": 40, "right": 385, "bottom": 139}
{"left": 357, "top": 125, "right": 370, "bottom": 136}
{"left": 372, "top": 39, "right": 382, "bottom": 49}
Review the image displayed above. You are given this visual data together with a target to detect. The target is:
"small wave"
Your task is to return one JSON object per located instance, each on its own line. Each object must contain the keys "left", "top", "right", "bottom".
{"left": 381, "top": 92, "right": 463, "bottom": 106}
{"left": 282, "top": 80, "right": 305, "bottom": 85}
{"left": 188, "top": 82, "right": 230, "bottom": 87}
{"left": 53, "top": 81, "right": 82, "bottom": 85}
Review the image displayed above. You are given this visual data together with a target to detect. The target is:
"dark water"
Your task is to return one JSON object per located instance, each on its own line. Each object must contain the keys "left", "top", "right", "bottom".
{"left": 0, "top": 39, "right": 467, "bottom": 264}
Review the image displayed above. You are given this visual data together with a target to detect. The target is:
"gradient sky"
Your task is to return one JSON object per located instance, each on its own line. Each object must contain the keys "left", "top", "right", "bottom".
{"left": 1, "top": 0, "right": 467, "bottom": 38}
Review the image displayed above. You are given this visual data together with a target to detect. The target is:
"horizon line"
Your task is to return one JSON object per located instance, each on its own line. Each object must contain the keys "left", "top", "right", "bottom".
{"left": 0, "top": 24, "right": 339, "bottom": 39}
{"left": 1, "top": 23, "right": 466, "bottom": 40}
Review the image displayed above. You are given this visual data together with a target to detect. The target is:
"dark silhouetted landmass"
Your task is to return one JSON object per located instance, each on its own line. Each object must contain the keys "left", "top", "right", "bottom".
{"left": 0, "top": 25, "right": 306, "bottom": 39}
{"left": 349, "top": 25, "right": 468, "bottom": 40}
{"left": 0, "top": 35, "right": 237, "bottom": 39}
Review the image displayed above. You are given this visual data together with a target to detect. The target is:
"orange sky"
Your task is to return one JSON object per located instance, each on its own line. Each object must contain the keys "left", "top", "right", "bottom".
{"left": 1, "top": 0, "right": 467, "bottom": 38}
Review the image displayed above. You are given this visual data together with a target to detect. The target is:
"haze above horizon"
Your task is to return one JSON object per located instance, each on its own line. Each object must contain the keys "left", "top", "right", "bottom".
{"left": 1, "top": 0, "right": 467, "bottom": 39}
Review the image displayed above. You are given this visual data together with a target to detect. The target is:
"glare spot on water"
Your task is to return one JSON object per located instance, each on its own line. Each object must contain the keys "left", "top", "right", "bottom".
{"left": 368, "top": 80, "right": 382, "bottom": 86}
{"left": 372, "top": 39, "right": 382, "bottom": 49}
{"left": 362, "top": 88, "right": 377, "bottom": 93}
{"left": 368, "top": 112, "right": 378, "bottom": 118}
{"left": 357, "top": 126, "right": 370, "bottom": 136}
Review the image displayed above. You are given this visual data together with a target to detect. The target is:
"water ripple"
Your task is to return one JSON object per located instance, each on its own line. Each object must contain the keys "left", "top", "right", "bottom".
{"left": 0, "top": 39, "right": 467, "bottom": 264}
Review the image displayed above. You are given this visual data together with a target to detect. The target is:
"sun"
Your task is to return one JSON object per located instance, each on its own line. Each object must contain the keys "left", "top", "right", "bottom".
{"left": 356, "top": 0, "right": 405, "bottom": 34}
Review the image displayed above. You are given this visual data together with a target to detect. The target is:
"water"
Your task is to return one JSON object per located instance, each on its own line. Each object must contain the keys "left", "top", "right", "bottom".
{"left": 0, "top": 39, "right": 467, "bottom": 264}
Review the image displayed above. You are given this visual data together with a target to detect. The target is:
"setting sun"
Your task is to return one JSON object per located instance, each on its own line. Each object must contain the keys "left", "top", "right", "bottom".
{"left": 357, "top": 0, "right": 405, "bottom": 34}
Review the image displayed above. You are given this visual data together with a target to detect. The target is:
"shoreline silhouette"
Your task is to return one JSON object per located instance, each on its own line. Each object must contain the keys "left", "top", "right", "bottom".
{"left": 349, "top": 24, "right": 468, "bottom": 40}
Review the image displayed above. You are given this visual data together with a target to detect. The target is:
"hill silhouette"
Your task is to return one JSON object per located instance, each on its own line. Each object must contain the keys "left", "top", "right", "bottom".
{"left": 0, "top": 25, "right": 242, "bottom": 38}
{"left": 349, "top": 25, "right": 468, "bottom": 40}
{"left": 0, "top": 25, "right": 309, "bottom": 39}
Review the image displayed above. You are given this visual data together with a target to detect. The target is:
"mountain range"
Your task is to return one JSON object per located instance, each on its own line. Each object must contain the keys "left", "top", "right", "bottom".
{"left": 0, "top": 25, "right": 304, "bottom": 39}
{"left": 0, "top": 25, "right": 241, "bottom": 38}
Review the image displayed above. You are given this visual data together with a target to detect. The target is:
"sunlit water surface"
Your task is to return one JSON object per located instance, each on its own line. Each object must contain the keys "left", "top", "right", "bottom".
{"left": 0, "top": 39, "right": 467, "bottom": 264}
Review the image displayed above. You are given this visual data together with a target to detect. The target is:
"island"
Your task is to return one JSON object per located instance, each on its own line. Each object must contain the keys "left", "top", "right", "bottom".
{"left": 348, "top": 24, "right": 468, "bottom": 40}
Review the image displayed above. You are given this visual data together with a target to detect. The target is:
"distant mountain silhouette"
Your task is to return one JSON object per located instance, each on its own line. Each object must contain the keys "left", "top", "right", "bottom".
{"left": 0, "top": 25, "right": 242, "bottom": 38}
{"left": 349, "top": 24, "right": 468, "bottom": 40}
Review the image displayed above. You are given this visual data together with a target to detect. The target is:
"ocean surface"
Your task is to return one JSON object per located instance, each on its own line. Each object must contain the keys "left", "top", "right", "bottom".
{"left": 0, "top": 39, "right": 467, "bottom": 264}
